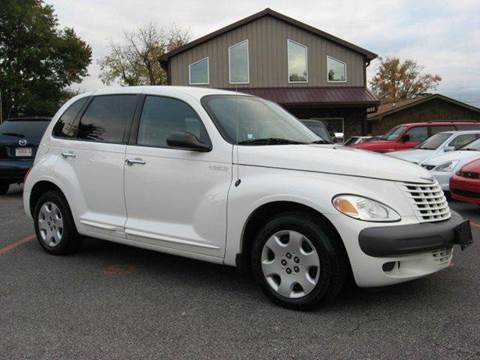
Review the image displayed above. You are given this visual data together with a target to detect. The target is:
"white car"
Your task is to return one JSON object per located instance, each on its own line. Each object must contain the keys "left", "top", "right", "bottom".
{"left": 23, "top": 87, "right": 472, "bottom": 309}
{"left": 388, "top": 130, "right": 480, "bottom": 165}
{"left": 420, "top": 138, "right": 480, "bottom": 191}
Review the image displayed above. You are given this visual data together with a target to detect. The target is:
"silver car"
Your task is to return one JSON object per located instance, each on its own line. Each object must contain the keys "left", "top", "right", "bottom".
{"left": 388, "top": 130, "right": 480, "bottom": 165}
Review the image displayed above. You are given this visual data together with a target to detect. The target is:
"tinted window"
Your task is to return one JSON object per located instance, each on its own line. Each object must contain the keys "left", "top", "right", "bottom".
{"left": 406, "top": 126, "right": 428, "bottom": 141}
{"left": 53, "top": 98, "right": 88, "bottom": 138}
{"left": 137, "top": 96, "right": 209, "bottom": 148}
{"left": 430, "top": 125, "right": 455, "bottom": 135}
{"left": 449, "top": 134, "right": 479, "bottom": 149}
{"left": 78, "top": 95, "right": 137, "bottom": 144}
{"left": 418, "top": 132, "right": 451, "bottom": 150}
{"left": 0, "top": 120, "right": 50, "bottom": 143}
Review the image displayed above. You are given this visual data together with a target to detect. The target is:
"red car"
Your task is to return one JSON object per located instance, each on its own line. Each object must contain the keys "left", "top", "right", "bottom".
{"left": 352, "top": 121, "right": 480, "bottom": 153}
{"left": 450, "top": 159, "right": 480, "bottom": 204}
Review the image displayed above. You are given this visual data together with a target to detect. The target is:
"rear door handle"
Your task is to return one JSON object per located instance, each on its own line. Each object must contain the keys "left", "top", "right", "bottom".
{"left": 61, "top": 151, "right": 76, "bottom": 159}
{"left": 126, "top": 158, "right": 146, "bottom": 166}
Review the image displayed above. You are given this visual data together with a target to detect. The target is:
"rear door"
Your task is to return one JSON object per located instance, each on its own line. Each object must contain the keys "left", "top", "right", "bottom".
{"left": 124, "top": 95, "right": 232, "bottom": 259}
{"left": 52, "top": 94, "right": 139, "bottom": 239}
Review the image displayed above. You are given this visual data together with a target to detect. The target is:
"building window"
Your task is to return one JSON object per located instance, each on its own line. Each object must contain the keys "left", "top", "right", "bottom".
{"left": 287, "top": 39, "right": 308, "bottom": 83}
{"left": 327, "top": 56, "right": 347, "bottom": 82}
{"left": 189, "top": 57, "right": 209, "bottom": 85}
{"left": 229, "top": 40, "right": 249, "bottom": 84}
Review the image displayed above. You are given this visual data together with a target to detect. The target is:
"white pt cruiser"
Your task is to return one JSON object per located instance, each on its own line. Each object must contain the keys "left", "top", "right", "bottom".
{"left": 24, "top": 87, "right": 472, "bottom": 309}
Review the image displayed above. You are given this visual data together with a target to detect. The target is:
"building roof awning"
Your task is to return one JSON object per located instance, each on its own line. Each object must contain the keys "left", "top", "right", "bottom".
{"left": 233, "top": 87, "right": 379, "bottom": 108}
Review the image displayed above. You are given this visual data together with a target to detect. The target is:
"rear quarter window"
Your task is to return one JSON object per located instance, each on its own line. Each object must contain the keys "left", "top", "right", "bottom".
{"left": 53, "top": 97, "right": 88, "bottom": 138}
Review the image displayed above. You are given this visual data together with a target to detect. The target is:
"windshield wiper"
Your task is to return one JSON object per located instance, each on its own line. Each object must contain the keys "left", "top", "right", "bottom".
{"left": 238, "top": 138, "right": 306, "bottom": 145}
{"left": 1, "top": 132, "right": 25, "bottom": 138}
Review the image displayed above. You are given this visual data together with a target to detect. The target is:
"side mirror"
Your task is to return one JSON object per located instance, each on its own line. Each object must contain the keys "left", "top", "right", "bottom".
{"left": 444, "top": 146, "right": 455, "bottom": 152}
{"left": 166, "top": 132, "right": 211, "bottom": 152}
{"left": 400, "top": 134, "right": 410, "bottom": 142}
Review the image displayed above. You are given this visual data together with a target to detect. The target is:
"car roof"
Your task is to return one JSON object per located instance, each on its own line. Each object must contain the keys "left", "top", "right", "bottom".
{"left": 437, "top": 130, "right": 480, "bottom": 135}
{"left": 400, "top": 121, "right": 480, "bottom": 127}
{"left": 4, "top": 116, "right": 51, "bottom": 122}
{"left": 89, "top": 86, "right": 248, "bottom": 101}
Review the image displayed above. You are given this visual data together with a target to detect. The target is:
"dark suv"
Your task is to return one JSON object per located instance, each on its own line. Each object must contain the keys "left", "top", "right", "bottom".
{"left": 0, "top": 117, "right": 51, "bottom": 194}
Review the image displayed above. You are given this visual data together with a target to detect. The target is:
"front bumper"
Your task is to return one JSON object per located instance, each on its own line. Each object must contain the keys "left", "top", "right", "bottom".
{"left": 0, "top": 159, "right": 33, "bottom": 182}
{"left": 359, "top": 211, "right": 473, "bottom": 257}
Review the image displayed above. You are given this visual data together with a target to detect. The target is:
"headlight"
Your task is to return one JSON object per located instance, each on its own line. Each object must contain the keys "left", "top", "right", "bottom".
{"left": 434, "top": 160, "right": 459, "bottom": 172}
{"left": 332, "top": 195, "right": 401, "bottom": 222}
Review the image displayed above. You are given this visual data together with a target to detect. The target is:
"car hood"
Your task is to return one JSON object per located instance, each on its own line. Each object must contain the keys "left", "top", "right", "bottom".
{"left": 388, "top": 149, "right": 432, "bottom": 163}
{"left": 236, "top": 145, "right": 434, "bottom": 183}
{"left": 423, "top": 150, "right": 480, "bottom": 166}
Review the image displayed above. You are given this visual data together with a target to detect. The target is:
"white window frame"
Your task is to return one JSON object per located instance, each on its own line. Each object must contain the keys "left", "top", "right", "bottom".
{"left": 228, "top": 39, "right": 250, "bottom": 84}
{"left": 287, "top": 39, "right": 308, "bottom": 84}
{"left": 327, "top": 55, "right": 347, "bottom": 83}
{"left": 188, "top": 57, "right": 210, "bottom": 85}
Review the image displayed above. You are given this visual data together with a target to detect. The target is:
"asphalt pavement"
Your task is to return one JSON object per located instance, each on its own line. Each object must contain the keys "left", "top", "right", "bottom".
{"left": 0, "top": 184, "right": 479, "bottom": 359}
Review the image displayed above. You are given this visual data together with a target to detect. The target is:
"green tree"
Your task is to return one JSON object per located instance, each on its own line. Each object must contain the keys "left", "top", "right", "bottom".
{"left": 0, "top": 0, "right": 92, "bottom": 119}
{"left": 99, "top": 23, "right": 190, "bottom": 86}
{"left": 369, "top": 57, "right": 442, "bottom": 104}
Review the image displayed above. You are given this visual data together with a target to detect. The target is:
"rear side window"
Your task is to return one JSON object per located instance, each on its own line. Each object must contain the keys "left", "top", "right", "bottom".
{"left": 78, "top": 95, "right": 137, "bottom": 144}
{"left": 455, "top": 124, "right": 480, "bottom": 130}
{"left": 430, "top": 125, "right": 455, "bottom": 135}
{"left": 53, "top": 98, "right": 88, "bottom": 138}
{"left": 136, "top": 96, "right": 209, "bottom": 148}
{"left": 449, "top": 134, "right": 480, "bottom": 149}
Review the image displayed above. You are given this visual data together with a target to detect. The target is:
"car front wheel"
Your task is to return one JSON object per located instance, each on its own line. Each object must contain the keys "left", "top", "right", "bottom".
{"left": 251, "top": 212, "right": 348, "bottom": 310}
{"left": 33, "top": 191, "right": 82, "bottom": 255}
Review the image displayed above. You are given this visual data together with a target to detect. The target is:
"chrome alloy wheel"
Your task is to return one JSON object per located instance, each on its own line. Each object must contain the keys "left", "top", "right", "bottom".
{"left": 38, "top": 201, "right": 64, "bottom": 247}
{"left": 261, "top": 230, "right": 320, "bottom": 298}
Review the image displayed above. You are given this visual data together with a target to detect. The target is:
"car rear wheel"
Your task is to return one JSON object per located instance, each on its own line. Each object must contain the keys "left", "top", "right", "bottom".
{"left": 0, "top": 182, "right": 10, "bottom": 195}
{"left": 33, "top": 191, "right": 82, "bottom": 255}
{"left": 251, "top": 212, "right": 348, "bottom": 310}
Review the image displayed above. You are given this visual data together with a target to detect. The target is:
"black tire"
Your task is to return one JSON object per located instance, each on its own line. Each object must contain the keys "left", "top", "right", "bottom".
{"left": 33, "top": 190, "right": 82, "bottom": 255}
{"left": 251, "top": 212, "right": 348, "bottom": 310}
{"left": 0, "top": 182, "right": 10, "bottom": 195}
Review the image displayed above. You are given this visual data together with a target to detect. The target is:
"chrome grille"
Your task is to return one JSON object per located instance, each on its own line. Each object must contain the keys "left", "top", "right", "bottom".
{"left": 404, "top": 181, "right": 451, "bottom": 222}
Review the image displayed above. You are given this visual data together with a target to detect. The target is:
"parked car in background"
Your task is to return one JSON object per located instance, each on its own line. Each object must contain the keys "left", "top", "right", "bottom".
{"left": 352, "top": 121, "right": 480, "bottom": 153}
{"left": 450, "top": 159, "right": 480, "bottom": 205}
{"left": 344, "top": 136, "right": 372, "bottom": 146}
{"left": 23, "top": 87, "right": 472, "bottom": 310}
{"left": 0, "top": 117, "right": 51, "bottom": 194}
{"left": 388, "top": 130, "right": 480, "bottom": 165}
{"left": 300, "top": 119, "right": 333, "bottom": 143}
{"left": 421, "top": 138, "right": 480, "bottom": 191}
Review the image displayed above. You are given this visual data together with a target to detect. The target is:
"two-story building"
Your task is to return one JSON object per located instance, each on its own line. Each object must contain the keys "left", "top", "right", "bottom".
{"left": 159, "top": 8, "right": 379, "bottom": 138}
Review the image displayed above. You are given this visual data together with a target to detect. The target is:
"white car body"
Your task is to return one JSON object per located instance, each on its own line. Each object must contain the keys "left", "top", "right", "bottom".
{"left": 388, "top": 130, "right": 480, "bottom": 165}
{"left": 23, "top": 86, "right": 467, "bottom": 292}
{"left": 421, "top": 150, "right": 480, "bottom": 191}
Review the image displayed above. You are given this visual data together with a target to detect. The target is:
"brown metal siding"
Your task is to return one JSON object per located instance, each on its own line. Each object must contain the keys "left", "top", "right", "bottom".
{"left": 170, "top": 16, "right": 365, "bottom": 88}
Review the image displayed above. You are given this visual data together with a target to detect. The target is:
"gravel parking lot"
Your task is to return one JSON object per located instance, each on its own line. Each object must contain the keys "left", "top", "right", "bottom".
{"left": 1, "top": 185, "right": 479, "bottom": 360}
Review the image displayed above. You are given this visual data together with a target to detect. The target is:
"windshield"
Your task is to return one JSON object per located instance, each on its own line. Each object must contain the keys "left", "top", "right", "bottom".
{"left": 418, "top": 132, "right": 451, "bottom": 150}
{"left": 459, "top": 138, "right": 480, "bottom": 151}
{"left": 0, "top": 120, "right": 50, "bottom": 143}
{"left": 383, "top": 126, "right": 407, "bottom": 141}
{"left": 202, "top": 95, "right": 321, "bottom": 145}
{"left": 300, "top": 120, "right": 332, "bottom": 143}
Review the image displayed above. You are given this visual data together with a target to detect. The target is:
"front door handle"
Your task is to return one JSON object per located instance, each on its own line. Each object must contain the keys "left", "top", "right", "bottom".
{"left": 61, "top": 151, "right": 76, "bottom": 159}
{"left": 126, "top": 158, "right": 146, "bottom": 166}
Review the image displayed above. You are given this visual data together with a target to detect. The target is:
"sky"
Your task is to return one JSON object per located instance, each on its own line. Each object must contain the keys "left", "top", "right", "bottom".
{"left": 48, "top": 0, "right": 480, "bottom": 106}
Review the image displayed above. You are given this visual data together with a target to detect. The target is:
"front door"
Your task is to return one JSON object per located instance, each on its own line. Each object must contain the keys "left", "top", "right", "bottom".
{"left": 124, "top": 95, "right": 232, "bottom": 259}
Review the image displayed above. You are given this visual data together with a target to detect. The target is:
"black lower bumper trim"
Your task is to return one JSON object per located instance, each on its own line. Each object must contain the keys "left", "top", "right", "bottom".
{"left": 359, "top": 211, "right": 473, "bottom": 257}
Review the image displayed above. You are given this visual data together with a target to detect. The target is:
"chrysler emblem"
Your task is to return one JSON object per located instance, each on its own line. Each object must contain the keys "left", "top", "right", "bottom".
{"left": 18, "top": 139, "right": 27, "bottom": 146}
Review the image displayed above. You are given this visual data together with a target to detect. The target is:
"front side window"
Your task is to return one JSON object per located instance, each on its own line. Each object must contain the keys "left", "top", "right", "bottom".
{"left": 137, "top": 96, "right": 209, "bottom": 148}
{"left": 77, "top": 95, "right": 137, "bottom": 144}
{"left": 384, "top": 126, "right": 406, "bottom": 140}
{"left": 229, "top": 40, "right": 249, "bottom": 84}
{"left": 287, "top": 40, "right": 308, "bottom": 83}
{"left": 327, "top": 56, "right": 346, "bottom": 82}
{"left": 202, "top": 95, "right": 320, "bottom": 145}
{"left": 189, "top": 57, "right": 209, "bottom": 85}
{"left": 449, "top": 134, "right": 479, "bottom": 149}
{"left": 406, "top": 126, "right": 428, "bottom": 142}
{"left": 53, "top": 97, "right": 88, "bottom": 138}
